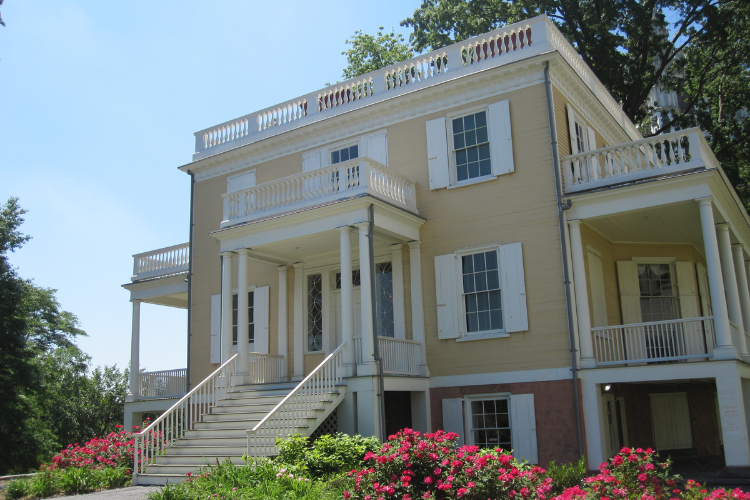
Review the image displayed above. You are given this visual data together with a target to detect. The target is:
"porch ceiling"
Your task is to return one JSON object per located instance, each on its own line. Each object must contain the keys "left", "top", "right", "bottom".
{"left": 585, "top": 201, "right": 707, "bottom": 253}
{"left": 122, "top": 274, "right": 189, "bottom": 309}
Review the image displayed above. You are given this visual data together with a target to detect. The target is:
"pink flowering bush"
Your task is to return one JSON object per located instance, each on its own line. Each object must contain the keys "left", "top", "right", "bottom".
{"left": 345, "top": 428, "right": 553, "bottom": 500}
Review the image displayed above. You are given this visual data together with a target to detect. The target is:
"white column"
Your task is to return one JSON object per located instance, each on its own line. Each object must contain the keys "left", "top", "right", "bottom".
{"left": 277, "top": 265, "right": 288, "bottom": 379}
{"left": 568, "top": 220, "right": 596, "bottom": 368}
{"left": 732, "top": 245, "right": 750, "bottom": 360}
{"left": 580, "top": 374, "right": 606, "bottom": 470}
{"left": 716, "top": 373, "right": 750, "bottom": 466}
{"left": 408, "top": 241, "right": 429, "bottom": 377}
{"left": 220, "top": 252, "right": 234, "bottom": 364}
{"left": 128, "top": 299, "right": 141, "bottom": 399}
{"left": 698, "top": 198, "right": 736, "bottom": 359}
{"left": 236, "top": 249, "right": 250, "bottom": 374}
{"left": 293, "top": 262, "right": 305, "bottom": 380}
{"left": 719, "top": 225, "right": 748, "bottom": 358}
{"left": 357, "top": 223, "right": 377, "bottom": 376}
{"left": 391, "top": 243, "right": 406, "bottom": 340}
{"left": 339, "top": 227, "right": 356, "bottom": 375}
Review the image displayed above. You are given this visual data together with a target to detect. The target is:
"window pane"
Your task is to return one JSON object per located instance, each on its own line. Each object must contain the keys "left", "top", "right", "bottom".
{"left": 457, "top": 165, "right": 469, "bottom": 181}
{"left": 467, "top": 313, "right": 479, "bottom": 332}
{"left": 456, "top": 149, "right": 467, "bottom": 166}
{"left": 464, "top": 114, "right": 475, "bottom": 130}
{"left": 332, "top": 151, "right": 340, "bottom": 164}
{"left": 468, "top": 162, "right": 479, "bottom": 179}
{"left": 471, "top": 401, "right": 483, "bottom": 414}
{"left": 462, "top": 255, "right": 474, "bottom": 274}
{"left": 478, "top": 143, "right": 490, "bottom": 159}
{"left": 476, "top": 126, "right": 488, "bottom": 144}
{"left": 453, "top": 117, "right": 464, "bottom": 133}
{"left": 463, "top": 274, "right": 475, "bottom": 293}
{"left": 350, "top": 144, "right": 359, "bottom": 158}
{"left": 497, "top": 412, "right": 509, "bottom": 427}
{"left": 475, "top": 272, "right": 487, "bottom": 292}
{"left": 307, "top": 274, "right": 323, "bottom": 352}
{"left": 487, "top": 270, "right": 500, "bottom": 290}
{"left": 490, "top": 309, "right": 503, "bottom": 330}
{"left": 376, "top": 262, "right": 394, "bottom": 337}
{"left": 454, "top": 133, "right": 465, "bottom": 150}
{"left": 485, "top": 251, "right": 497, "bottom": 270}
{"left": 465, "top": 129, "right": 477, "bottom": 147}
{"left": 496, "top": 399, "right": 508, "bottom": 413}
{"left": 477, "top": 292, "right": 489, "bottom": 311}
{"left": 483, "top": 400, "right": 495, "bottom": 413}
{"left": 466, "top": 294, "right": 477, "bottom": 313}
{"left": 485, "top": 414, "right": 497, "bottom": 428}
{"left": 468, "top": 146, "right": 479, "bottom": 162}
{"left": 473, "top": 414, "right": 484, "bottom": 428}
{"left": 475, "top": 111, "right": 487, "bottom": 127}
{"left": 473, "top": 253, "right": 486, "bottom": 272}
{"left": 479, "top": 161, "right": 491, "bottom": 177}
{"left": 248, "top": 323, "right": 255, "bottom": 343}
{"left": 478, "top": 311, "right": 490, "bottom": 331}
{"left": 341, "top": 148, "right": 350, "bottom": 162}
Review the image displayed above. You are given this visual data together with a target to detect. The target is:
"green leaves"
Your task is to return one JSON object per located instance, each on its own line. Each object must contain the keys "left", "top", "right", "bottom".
{"left": 341, "top": 28, "right": 414, "bottom": 80}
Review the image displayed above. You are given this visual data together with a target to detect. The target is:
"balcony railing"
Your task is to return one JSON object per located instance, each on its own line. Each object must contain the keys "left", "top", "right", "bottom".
{"left": 562, "top": 128, "right": 710, "bottom": 193}
{"left": 246, "top": 353, "right": 286, "bottom": 384}
{"left": 354, "top": 336, "right": 421, "bottom": 376}
{"left": 221, "top": 157, "right": 417, "bottom": 227}
{"left": 137, "top": 368, "right": 187, "bottom": 399}
{"left": 132, "top": 243, "right": 190, "bottom": 281}
{"left": 592, "top": 316, "right": 715, "bottom": 366}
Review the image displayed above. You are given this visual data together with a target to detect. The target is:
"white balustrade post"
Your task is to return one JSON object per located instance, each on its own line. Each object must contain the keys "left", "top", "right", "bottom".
{"left": 718, "top": 225, "right": 747, "bottom": 356}
{"left": 698, "top": 198, "right": 736, "bottom": 359}
{"left": 733, "top": 245, "right": 750, "bottom": 360}
{"left": 357, "top": 223, "right": 378, "bottom": 376}
{"left": 408, "top": 241, "right": 429, "bottom": 377}
{"left": 277, "top": 266, "right": 288, "bottom": 380}
{"left": 237, "top": 249, "right": 250, "bottom": 374}
{"left": 293, "top": 262, "right": 305, "bottom": 381}
{"left": 128, "top": 299, "right": 142, "bottom": 400}
{"left": 569, "top": 220, "right": 596, "bottom": 368}
{"left": 391, "top": 243, "right": 406, "bottom": 340}
{"left": 220, "top": 252, "right": 234, "bottom": 364}
{"left": 339, "top": 227, "right": 356, "bottom": 376}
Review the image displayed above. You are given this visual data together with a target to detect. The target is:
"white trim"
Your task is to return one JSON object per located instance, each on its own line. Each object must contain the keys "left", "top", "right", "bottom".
{"left": 462, "top": 392, "right": 512, "bottom": 447}
{"left": 429, "top": 367, "right": 572, "bottom": 388}
{"left": 631, "top": 257, "right": 677, "bottom": 264}
{"left": 447, "top": 175, "right": 498, "bottom": 190}
{"left": 446, "top": 106, "right": 494, "bottom": 186}
{"left": 455, "top": 245, "right": 506, "bottom": 339}
{"left": 456, "top": 331, "right": 510, "bottom": 342}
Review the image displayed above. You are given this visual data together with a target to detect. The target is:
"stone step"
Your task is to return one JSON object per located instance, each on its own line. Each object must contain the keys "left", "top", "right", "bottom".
{"left": 153, "top": 454, "right": 246, "bottom": 466}
{"left": 167, "top": 443, "right": 247, "bottom": 454}
{"left": 134, "top": 473, "right": 186, "bottom": 486}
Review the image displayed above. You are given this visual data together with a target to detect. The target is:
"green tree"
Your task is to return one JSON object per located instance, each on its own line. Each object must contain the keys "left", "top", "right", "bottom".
{"left": 342, "top": 27, "right": 414, "bottom": 80}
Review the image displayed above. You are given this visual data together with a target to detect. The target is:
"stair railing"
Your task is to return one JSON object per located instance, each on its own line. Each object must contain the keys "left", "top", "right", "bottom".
{"left": 247, "top": 343, "right": 346, "bottom": 457}
{"left": 132, "top": 354, "right": 238, "bottom": 480}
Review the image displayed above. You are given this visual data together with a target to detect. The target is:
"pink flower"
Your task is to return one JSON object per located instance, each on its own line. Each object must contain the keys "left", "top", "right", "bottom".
{"left": 344, "top": 491, "right": 351, "bottom": 499}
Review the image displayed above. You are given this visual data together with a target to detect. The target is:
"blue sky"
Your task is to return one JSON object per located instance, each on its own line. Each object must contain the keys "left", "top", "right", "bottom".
{"left": 0, "top": 0, "right": 417, "bottom": 373}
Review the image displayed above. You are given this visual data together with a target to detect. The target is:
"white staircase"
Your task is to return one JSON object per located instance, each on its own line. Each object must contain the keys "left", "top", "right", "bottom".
{"left": 132, "top": 346, "right": 347, "bottom": 486}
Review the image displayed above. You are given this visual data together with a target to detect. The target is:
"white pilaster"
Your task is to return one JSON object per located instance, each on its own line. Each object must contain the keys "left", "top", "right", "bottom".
{"left": 236, "top": 249, "right": 250, "bottom": 374}
{"left": 732, "top": 245, "right": 750, "bottom": 360}
{"left": 357, "top": 223, "right": 377, "bottom": 376}
{"left": 391, "top": 243, "right": 406, "bottom": 340}
{"left": 698, "top": 198, "right": 736, "bottom": 359}
{"left": 277, "top": 265, "right": 288, "bottom": 379}
{"left": 408, "top": 241, "right": 429, "bottom": 377}
{"left": 716, "top": 374, "right": 750, "bottom": 466}
{"left": 128, "top": 299, "right": 141, "bottom": 400}
{"left": 339, "top": 227, "right": 356, "bottom": 376}
{"left": 293, "top": 262, "right": 305, "bottom": 380}
{"left": 568, "top": 220, "right": 596, "bottom": 368}
{"left": 580, "top": 375, "right": 606, "bottom": 470}
{"left": 220, "top": 252, "right": 234, "bottom": 364}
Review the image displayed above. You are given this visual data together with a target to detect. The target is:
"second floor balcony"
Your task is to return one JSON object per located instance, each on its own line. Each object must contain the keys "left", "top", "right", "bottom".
{"left": 221, "top": 157, "right": 417, "bottom": 228}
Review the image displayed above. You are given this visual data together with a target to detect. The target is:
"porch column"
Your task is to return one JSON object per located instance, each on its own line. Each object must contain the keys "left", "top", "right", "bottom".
{"left": 357, "top": 223, "right": 377, "bottom": 376}
{"left": 732, "top": 245, "right": 750, "bottom": 360}
{"left": 293, "top": 262, "right": 305, "bottom": 380}
{"left": 698, "top": 198, "right": 736, "bottom": 359}
{"left": 408, "top": 241, "right": 429, "bottom": 377}
{"left": 568, "top": 220, "right": 596, "bottom": 368}
{"left": 339, "top": 227, "right": 356, "bottom": 375}
{"left": 220, "top": 252, "right": 234, "bottom": 364}
{"left": 716, "top": 373, "right": 750, "bottom": 466}
{"left": 277, "top": 265, "right": 288, "bottom": 379}
{"left": 128, "top": 299, "right": 141, "bottom": 399}
{"left": 718, "top": 223, "right": 746, "bottom": 357}
{"left": 236, "top": 249, "right": 250, "bottom": 374}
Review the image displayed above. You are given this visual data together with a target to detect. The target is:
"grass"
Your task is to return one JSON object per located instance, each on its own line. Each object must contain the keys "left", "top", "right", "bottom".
{"left": 1, "top": 465, "right": 131, "bottom": 499}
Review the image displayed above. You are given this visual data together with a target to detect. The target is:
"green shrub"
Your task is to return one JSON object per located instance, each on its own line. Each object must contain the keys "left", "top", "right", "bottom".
{"left": 28, "top": 467, "right": 58, "bottom": 498}
{"left": 58, "top": 466, "right": 96, "bottom": 494}
{"left": 97, "top": 466, "right": 131, "bottom": 489}
{"left": 544, "top": 457, "right": 586, "bottom": 495}
{"left": 275, "top": 433, "right": 380, "bottom": 478}
{"left": 4, "top": 478, "right": 30, "bottom": 499}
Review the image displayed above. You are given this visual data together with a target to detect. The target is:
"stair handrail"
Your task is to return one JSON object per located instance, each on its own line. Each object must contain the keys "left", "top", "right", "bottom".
{"left": 132, "top": 354, "right": 238, "bottom": 479}
{"left": 247, "top": 343, "right": 346, "bottom": 456}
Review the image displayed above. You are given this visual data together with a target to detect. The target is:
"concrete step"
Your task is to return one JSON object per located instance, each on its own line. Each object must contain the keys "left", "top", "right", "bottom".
{"left": 212, "top": 401, "right": 282, "bottom": 412}
{"left": 167, "top": 443, "right": 247, "bottom": 454}
{"left": 223, "top": 389, "right": 291, "bottom": 399}
{"left": 134, "top": 473, "right": 186, "bottom": 486}
{"left": 193, "top": 419, "right": 262, "bottom": 430}
{"left": 229, "top": 381, "right": 298, "bottom": 392}
{"left": 154, "top": 455, "right": 246, "bottom": 466}
{"left": 184, "top": 428, "right": 248, "bottom": 439}
{"left": 204, "top": 410, "right": 270, "bottom": 421}
{"left": 144, "top": 464, "right": 208, "bottom": 475}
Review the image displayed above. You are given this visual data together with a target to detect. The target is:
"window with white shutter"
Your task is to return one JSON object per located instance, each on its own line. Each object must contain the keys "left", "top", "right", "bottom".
{"left": 425, "top": 100, "right": 514, "bottom": 190}
{"left": 210, "top": 294, "right": 221, "bottom": 363}
{"left": 566, "top": 104, "right": 601, "bottom": 183}
{"left": 434, "top": 242, "right": 528, "bottom": 341}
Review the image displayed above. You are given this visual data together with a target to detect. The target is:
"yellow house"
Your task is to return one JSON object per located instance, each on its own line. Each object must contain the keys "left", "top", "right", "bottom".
{"left": 122, "top": 15, "right": 750, "bottom": 485}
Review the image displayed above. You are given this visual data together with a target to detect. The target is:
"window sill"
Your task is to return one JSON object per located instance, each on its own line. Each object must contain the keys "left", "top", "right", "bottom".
{"left": 447, "top": 175, "right": 497, "bottom": 190}
{"left": 456, "top": 331, "right": 509, "bottom": 342}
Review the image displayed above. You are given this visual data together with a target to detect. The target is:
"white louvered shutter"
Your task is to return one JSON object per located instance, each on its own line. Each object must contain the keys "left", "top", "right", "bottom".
{"left": 488, "top": 100, "right": 514, "bottom": 176}
{"left": 442, "top": 398, "right": 465, "bottom": 445}
{"left": 616, "top": 261, "right": 642, "bottom": 324}
{"left": 696, "top": 263, "right": 712, "bottom": 316}
{"left": 567, "top": 104, "right": 579, "bottom": 155}
{"left": 210, "top": 294, "right": 221, "bottom": 363}
{"left": 499, "top": 242, "right": 528, "bottom": 332}
{"left": 510, "top": 394, "right": 538, "bottom": 463}
{"left": 426, "top": 117, "right": 450, "bottom": 190}
{"left": 435, "top": 253, "right": 460, "bottom": 339}
{"left": 366, "top": 132, "right": 388, "bottom": 165}
{"left": 253, "top": 286, "right": 270, "bottom": 354}
{"left": 676, "top": 261, "right": 700, "bottom": 318}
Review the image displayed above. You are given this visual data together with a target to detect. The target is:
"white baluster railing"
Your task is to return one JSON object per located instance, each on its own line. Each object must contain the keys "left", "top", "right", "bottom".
{"left": 247, "top": 353, "right": 285, "bottom": 384}
{"left": 132, "top": 243, "right": 190, "bottom": 281}
{"left": 221, "top": 158, "right": 418, "bottom": 226}
{"left": 247, "top": 344, "right": 346, "bottom": 457}
{"left": 592, "top": 317, "right": 715, "bottom": 366}
{"left": 354, "top": 336, "right": 421, "bottom": 375}
{"left": 138, "top": 369, "right": 187, "bottom": 399}
{"left": 562, "top": 129, "right": 706, "bottom": 192}
{"left": 132, "top": 355, "right": 238, "bottom": 481}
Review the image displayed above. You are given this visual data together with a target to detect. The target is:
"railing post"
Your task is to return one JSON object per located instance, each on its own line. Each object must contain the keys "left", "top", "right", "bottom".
{"left": 688, "top": 130, "right": 702, "bottom": 163}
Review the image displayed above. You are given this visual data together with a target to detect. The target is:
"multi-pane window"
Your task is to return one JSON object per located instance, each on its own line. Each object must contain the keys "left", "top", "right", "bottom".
{"left": 638, "top": 263, "right": 680, "bottom": 322}
{"left": 335, "top": 269, "right": 361, "bottom": 288}
{"left": 452, "top": 111, "right": 491, "bottom": 182}
{"left": 331, "top": 144, "right": 359, "bottom": 164}
{"left": 232, "top": 291, "right": 254, "bottom": 345}
{"left": 375, "top": 262, "right": 394, "bottom": 338}
{"left": 462, "top": 251, "right": 502, "bottom": 333}
{"left": 574, "top": 121, "right": 589, "bottom": 154}
{"left": 307, "top": 274, "right": 323, "bottom": 352}
{"left": 469, "top": 398, "right": 511, "bottom": 449}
